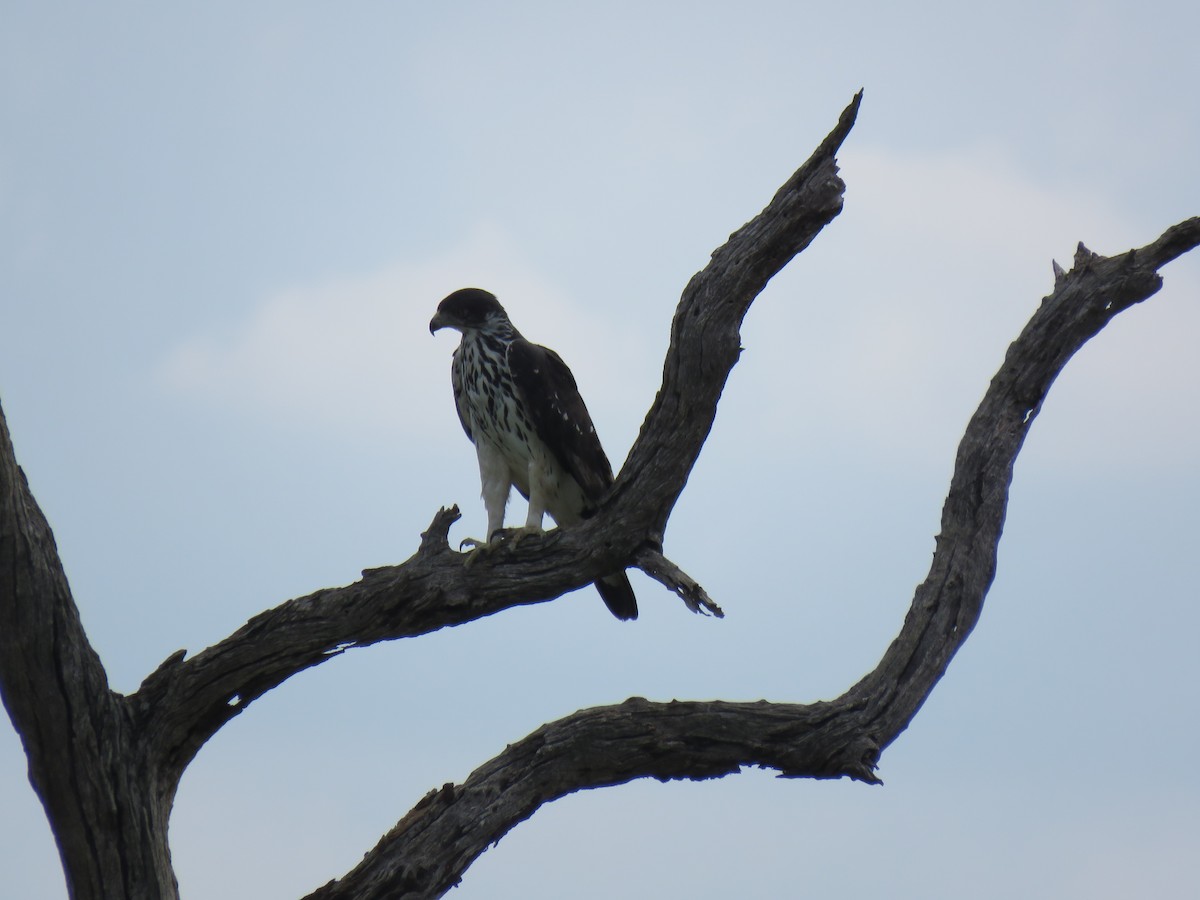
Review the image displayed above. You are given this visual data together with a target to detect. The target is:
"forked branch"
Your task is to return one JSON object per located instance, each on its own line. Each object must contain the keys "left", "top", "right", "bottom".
{"left": 2, "top": 85, "right": 1196, "bottom": 900}
{"left": 303, "top": 223, "right": 1200, "bottom": 899}
{"left": 130, "top": 91, "right": 864, "bottom": 789}
{"left": 300, "top": 224, "right": 1200, "bottom": 900}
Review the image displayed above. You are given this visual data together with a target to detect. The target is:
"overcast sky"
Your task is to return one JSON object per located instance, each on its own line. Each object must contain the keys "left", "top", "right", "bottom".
{"left": 2, "top": 2, "right": 1198, "bottom": 898}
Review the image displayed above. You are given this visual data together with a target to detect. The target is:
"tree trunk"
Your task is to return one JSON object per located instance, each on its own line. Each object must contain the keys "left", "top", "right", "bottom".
{"left": 0, "top": 429, "right": 177, "bottom": 897}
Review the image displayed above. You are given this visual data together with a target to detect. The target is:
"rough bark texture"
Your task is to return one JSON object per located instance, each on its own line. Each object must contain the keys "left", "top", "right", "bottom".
{"left": 0, "top": 418, "right": 178, "bottom": 897}
{"left": 2, "top": 90, "right": 1197, "bottom": 899}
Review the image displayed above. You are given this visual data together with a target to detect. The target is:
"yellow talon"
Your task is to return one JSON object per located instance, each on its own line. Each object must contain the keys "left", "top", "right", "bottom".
{"left": 457, "top": 526, "right": 544, "bottom": 565}
{"left": 458, "top": 536, "right": 491, "bottom": 567}
{"left": 503, "top": 525, "right": 544, "bottom": 550}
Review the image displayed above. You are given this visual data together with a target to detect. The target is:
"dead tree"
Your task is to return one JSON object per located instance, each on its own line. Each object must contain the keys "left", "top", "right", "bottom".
{"left": 2, "top": 92, "right": 1197, "bottom": 900}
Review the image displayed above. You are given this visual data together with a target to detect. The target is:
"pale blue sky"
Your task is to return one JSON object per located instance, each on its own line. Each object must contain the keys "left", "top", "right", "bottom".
{"left": 2, "top": 3, "right": 1198, "bottom": 898}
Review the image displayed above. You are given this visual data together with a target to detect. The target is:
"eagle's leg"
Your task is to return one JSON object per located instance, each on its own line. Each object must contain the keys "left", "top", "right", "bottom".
{"left": 460, "top": 515, "right": 543, "bottom": 558}
{"left": 460, "top": 445, "right": 512, "bottom": 565}
{"left": 501, "top": 462, "right": 549, "bottom": 550}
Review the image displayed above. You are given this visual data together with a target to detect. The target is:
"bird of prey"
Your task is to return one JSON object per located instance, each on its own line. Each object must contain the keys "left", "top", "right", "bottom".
{"left": 429, "top": 288, "right": 638, "bottom": 620}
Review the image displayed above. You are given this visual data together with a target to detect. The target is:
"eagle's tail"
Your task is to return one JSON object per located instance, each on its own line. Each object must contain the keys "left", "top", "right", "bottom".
{"left": 595, "top": 572, "right": 638, "bottom": 621}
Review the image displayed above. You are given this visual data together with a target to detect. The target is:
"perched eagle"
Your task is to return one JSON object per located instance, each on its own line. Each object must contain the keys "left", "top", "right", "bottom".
{"left": 429, "top": 288, "right": 637, "bottom": 621}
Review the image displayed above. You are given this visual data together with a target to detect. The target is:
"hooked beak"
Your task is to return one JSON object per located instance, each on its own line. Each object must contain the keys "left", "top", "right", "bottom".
{"left": 429, "top": 311, "right": 450, "bottom": 335}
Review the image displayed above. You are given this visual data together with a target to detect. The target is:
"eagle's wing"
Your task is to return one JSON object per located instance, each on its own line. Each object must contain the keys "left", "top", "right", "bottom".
{"left": 507, "top": 336, "right": 639, "bottom": 621}
{"left": 506, "top": 338, "right": 614, "bottom": 503}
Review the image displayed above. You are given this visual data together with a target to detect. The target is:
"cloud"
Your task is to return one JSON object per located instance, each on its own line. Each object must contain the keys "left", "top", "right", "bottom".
{"left": 729, "top": 143, "right": 1200, "bottom": 469}
{"left": 159, "top": 149, "right": 1199, "bottom": 477}
{"left": 158, "top": 224, "right": 651, "bottom": 448}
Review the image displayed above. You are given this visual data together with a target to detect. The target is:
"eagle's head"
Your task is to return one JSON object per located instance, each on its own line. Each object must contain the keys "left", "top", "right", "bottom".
{"left": 429, "top": 288, "right": 509, "bottom": 335}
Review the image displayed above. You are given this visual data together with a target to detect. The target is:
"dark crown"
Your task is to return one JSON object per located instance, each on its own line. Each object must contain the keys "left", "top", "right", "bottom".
{"left": 436, "top": 288, "right": 506, "bottom": 325}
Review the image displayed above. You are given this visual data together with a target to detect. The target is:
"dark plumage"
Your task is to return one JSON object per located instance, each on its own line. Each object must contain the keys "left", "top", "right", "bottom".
{"left": 430, "top": 288, "right": 637, "bottom": 620}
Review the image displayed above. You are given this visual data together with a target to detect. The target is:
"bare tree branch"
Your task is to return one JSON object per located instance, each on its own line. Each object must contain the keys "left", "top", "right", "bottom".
{"left": 2, "top": 79, "right": 1195, "bottom": 899}
{"left": 845, "top": 221, "right": 1198, "bottom": 747}
{"left": 300, "top": 219, "right": 1200, "bottom": 899}
{"left": 633, "top": 547, "right": 724, "bottom": 617}
{"left": 0, "top": 405, "right": 178, "bottom": 897}
{"left": 611, "top": 91, "right": 863, "bottom": 536}
{"left": 0, "top": 91, "right": 863, "bottom": 900}
{"left": 129, "top": 91, "right": 864, "bottom": 793}
{"left": 304, "top": 698, "right": 867, "bottom": 900}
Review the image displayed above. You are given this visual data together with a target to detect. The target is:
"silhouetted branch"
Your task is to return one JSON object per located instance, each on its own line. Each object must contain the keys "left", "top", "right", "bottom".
{"left": 634, "top": 547, "right": 724, "bottom": 617}
{"left": 304, "top": 697, "right": 872, "bottom": 900}
{"left": 0, "top": 403, "right": 178, "bottom": 896}
{"left": 3, "top": 82, "right": 1195, "bottom": 900}
{"left": 300, "top": 217, "right": 1200, "bottom": 899}
{"left": 129, "top": 92, "right": 863, "bottom": 793}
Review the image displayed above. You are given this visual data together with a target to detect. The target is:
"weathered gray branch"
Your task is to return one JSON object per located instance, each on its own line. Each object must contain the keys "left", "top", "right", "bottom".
{"left": 844, "top": 230, "right": 1200, "bottom": 745}
{"left": 302, "top": 218, "right": 1200, "bottom": 900}
{"left": 0, "top": 92, "right": 862, "bottom": 900}
{"left": 0, "top": 408, "right": 178, "bottom": 896}
{"left": 130, "top": 91, "right": 863, "bottom": 797}
{"left": 633, "top": 546, "right": 724, "bottom": 617}
{"left": 611, "top": 91, "right": 863, "bottom": 536}
{"left": 305, "top": 698, "right": 862, "bottom": 900}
